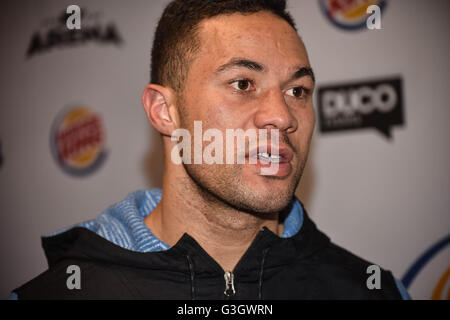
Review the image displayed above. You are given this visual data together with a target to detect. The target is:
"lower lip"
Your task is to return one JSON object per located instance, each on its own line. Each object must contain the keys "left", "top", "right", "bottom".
{"left": 247, "top": 158, "right": 292, "bottom": 178}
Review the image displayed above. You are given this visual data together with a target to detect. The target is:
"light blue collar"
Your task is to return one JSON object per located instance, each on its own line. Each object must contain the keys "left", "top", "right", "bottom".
{"left": 46, "top": 189, "right": 304, "bottom": 252}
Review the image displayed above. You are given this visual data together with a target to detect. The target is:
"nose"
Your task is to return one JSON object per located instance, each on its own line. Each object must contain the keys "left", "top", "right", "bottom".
{"left": 253, "top": 88, "right": 298, "bottom": 133}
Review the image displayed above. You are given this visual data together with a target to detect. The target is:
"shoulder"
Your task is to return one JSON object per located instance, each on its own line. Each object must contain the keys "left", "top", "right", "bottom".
{"left": 12, "top": 258, "right": 138, "bottom": 300}
{"left": 306, "top": 241, "right": 404, "bottom": 299}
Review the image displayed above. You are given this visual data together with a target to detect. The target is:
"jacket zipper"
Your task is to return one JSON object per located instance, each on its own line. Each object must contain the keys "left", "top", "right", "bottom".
{"left": 222, "top": 228, "right": 268, "bottom": 298}
{"left": 223, "top": 271, "right": 236, "bottom": 297}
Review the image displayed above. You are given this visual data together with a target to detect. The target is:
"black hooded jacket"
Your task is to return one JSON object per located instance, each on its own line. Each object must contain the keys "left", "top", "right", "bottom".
{"left": 13, "top": 210, "right": 403, "bottom": 300}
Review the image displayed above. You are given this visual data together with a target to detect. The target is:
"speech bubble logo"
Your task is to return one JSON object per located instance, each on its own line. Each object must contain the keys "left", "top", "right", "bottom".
{"left": 317, "top": 77, "right": 404, "bottom": 140}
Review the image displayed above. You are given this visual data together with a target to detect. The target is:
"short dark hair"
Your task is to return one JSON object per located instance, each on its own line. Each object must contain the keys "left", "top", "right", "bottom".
{"left": 150, "top": 0, "right": 297, "bottom": 91}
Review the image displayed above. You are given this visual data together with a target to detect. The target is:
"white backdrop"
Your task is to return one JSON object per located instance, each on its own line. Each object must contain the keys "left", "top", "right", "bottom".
{"left": 0, "top": 0, "right": 449, "bottom": 299}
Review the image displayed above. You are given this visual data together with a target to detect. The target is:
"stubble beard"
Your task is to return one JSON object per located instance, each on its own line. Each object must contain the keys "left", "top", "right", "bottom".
{"left": 183, "top": 153, "right": 306, "bottom": 215}
{"left": 177, "top": 98, "right": 308, "bottom": 216}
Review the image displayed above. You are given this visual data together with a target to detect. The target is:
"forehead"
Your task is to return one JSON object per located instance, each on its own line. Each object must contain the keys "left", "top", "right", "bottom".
{"left": 194, "top": 11, "right": 310, "bottom": 73}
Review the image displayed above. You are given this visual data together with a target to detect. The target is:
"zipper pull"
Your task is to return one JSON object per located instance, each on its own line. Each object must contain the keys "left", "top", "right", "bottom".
{"left": 223, "top": 271, "right": 236, "bottom": 297}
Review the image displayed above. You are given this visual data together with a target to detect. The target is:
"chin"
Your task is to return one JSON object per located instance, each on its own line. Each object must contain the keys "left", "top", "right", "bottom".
{"left": 217, "top": 178, "right": 295, "bottom": 214}
{"left": 240, "top": 169, "right": 303, "bottom": 214}
{"left": 184, "top": 163, "right": 300, "bottom": 213}
{"left": 246, "top": 189, "right": 294, "bottom": 213}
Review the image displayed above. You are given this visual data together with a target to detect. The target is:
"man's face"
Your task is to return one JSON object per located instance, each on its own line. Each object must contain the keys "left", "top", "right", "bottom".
{"left": 177, "top": 11, "right": 315, "bottom": 214}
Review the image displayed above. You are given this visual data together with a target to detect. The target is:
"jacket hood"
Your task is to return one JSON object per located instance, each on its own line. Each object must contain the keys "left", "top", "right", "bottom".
{"left": 41, "top": 189, "right": 331, "bottom": 275}
{"left": 15, "top": 191, "right": 409, "bottom": 300}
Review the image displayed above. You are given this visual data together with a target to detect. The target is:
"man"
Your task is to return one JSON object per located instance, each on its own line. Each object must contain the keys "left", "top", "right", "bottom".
{"left": 11, "top": 0, "right": 409, "bottom": 299}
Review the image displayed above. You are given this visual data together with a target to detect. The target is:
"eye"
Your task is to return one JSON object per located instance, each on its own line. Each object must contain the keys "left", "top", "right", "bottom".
{"left": 230, "top": 79, "right": 253, "bottom": 92}
{"left": 286, "top": 86, "right": 309, "bottom": 99}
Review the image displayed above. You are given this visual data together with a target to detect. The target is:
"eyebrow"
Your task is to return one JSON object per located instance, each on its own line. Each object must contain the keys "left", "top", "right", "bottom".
{"left": 290, "top": 66, "right": 315, "bottom": 84}
{"left": 216, "top": 58, "right": 265, "bottom": 73}
{"left": 215, "top": 57, "right": 315, "bottom": 84}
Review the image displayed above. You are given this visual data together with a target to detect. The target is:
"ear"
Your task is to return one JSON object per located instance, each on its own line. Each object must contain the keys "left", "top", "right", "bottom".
{"left": 142, "top": 84, "right": 179, "bottom": 136}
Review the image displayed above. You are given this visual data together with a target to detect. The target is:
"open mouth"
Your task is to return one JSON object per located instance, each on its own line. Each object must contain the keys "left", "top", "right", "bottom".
{"left": 256, "top": 152, "right": 283, "bottom": 163}
{"left": 246, "top": 145, "right": 293, "bottom": 164}
{"left": 245, "top": 145, "right": 293, "bottom": 177}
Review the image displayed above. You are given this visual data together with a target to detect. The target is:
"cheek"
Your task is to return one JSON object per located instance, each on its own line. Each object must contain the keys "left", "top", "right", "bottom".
{"left": 306, "top": 107, "right": 316, "bottom": 134}
{"left": 194, "top": 91, "right": 250, "bottom": 129}
{"left": 294, "top": 103, "right": 315, "bottom": 126}
{"left": 293, "top": 107, "right": 315, "bottom": 145}
{"left": 302, "top": 102, "right": 315, "bottom": 126}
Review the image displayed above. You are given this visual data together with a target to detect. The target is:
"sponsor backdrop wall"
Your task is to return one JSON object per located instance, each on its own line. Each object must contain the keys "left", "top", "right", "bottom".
{"left": 0, "top": 0, "right": 449, "bottom": 299}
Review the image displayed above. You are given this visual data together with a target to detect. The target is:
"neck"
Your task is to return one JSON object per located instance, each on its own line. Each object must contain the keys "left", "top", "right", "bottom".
{"left": 144, "top": 162, "right": 282, "bottom": 272}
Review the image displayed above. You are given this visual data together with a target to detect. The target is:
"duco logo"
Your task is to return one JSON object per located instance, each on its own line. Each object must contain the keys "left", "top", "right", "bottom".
{"left": 319, "top": 0, "right": 386, "bottom": 30}
{"left": 322, "top": 84, "right": 398, "bottom": 116}
{"left": 317, "top": 77, "right": 404, "bottom": 139}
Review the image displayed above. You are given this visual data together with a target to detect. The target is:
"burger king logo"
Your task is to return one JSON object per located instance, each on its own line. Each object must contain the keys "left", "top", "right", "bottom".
{"left": 319, "top": 0, "right": 387, "bottom": 30}
{"left": 50, "top": 106, "right": 107, "bottom": 176}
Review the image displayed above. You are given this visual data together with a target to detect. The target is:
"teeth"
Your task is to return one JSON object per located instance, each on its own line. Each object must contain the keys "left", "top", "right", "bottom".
{"left": 257, "top": 152, "right": 281, "bottom": 158}
{"left": 257, "top": 152, "right": 281, "bottom": 162}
